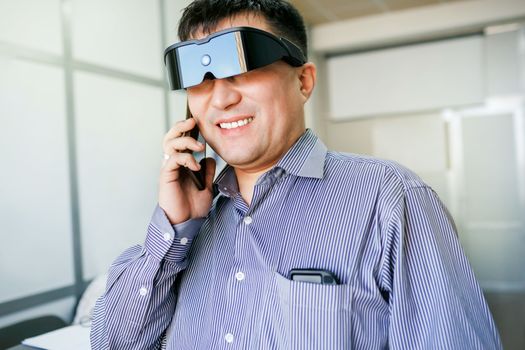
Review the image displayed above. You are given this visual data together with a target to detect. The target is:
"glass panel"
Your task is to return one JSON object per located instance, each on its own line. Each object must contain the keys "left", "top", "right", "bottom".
{"left": 325, "top": 112, "right": 450, "bottom": 205}
{"left": 462, "top": 113, "right": 521, "bottom": 222}
{"left": 327, "top": 36, "right": 484, "bottom": 119}
{"left": 0, "top": 0, "right": 62, "bottom": 54}
{"left": 485, "top": 30, "right": 522, "bottom": 97}
{"left": 326, "top": 118, "right": 375, "bottom": 155}
{"left": 372, "top": 113, "right": 447, "bottom": 174}
{"left": 71, "top": 0, "right": 162, "bottom": 78}
{"left": 0, "top": 59, "right": 74, "bottom": 302}
{"left": 74, "top": 72, "right": 165, "bottom": 280}
{"left": 463, "top": 226, "right": 525, "bottom": 287}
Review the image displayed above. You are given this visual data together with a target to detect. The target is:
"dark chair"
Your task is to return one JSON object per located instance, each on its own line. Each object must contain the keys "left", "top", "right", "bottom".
{"left": 0, "top": 315, "right": 67, "bottom": 350}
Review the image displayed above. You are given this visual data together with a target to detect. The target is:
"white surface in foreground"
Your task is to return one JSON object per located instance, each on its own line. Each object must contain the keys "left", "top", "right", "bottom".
{"left": 22, "top": 324, "right": 90, "bottom": 350}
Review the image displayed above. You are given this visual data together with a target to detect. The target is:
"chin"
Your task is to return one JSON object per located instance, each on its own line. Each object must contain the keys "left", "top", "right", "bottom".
{"left": 222, "top": 154, "right": 255, "bottom": 167}
{"left": 219, "top": 148, "right": 261, "bottom": 166}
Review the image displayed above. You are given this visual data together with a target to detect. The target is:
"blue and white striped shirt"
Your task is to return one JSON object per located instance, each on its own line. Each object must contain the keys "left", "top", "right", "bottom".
{"left": 91, "top": 129, "right": 502, "bottom": 349}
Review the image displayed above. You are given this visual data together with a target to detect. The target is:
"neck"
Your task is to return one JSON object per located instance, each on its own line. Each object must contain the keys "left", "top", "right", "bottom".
{"left": 234, "top": 166, "right": 272, "bottom": 206}
{"left": 232, "top": 129, "right": 307, "bottom": 205}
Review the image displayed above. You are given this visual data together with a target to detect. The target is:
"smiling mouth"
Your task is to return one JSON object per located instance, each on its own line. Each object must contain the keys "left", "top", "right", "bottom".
{"left": 219, "top": 117, "right": 254, "bottom": 129}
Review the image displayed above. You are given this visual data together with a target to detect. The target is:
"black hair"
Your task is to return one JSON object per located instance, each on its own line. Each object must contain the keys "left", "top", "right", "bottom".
{"left": 178, "top": 0, "right": 308, "bottom": 59}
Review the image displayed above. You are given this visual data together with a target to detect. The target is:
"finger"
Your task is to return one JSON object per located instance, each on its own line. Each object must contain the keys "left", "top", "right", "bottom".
{"left": 163, "top": 152, "right": 201, "bottom": 172}
{"left": 163, "top": 118, "right": 196, "bottom": 145}
{"left": 163, "top": 136, "right": 204, "bottom": 156}
{"left": 202, "top": 157, "right": 216, "bottom": 190}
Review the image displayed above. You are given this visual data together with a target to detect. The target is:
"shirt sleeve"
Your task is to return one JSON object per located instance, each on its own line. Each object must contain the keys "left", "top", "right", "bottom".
{"left": 90, "top": 204, "right": 205, "bottom": 350}
{"left": 380, "top": 186, "right": 502, "bottom": 349}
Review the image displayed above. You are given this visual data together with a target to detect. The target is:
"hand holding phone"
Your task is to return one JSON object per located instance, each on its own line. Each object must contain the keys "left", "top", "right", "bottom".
{"left": 158, "top": 102, "right": 215, "bottom": 225}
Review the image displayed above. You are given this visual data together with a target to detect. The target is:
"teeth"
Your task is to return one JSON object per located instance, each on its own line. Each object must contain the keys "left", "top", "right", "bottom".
{"left": 220, "top": 117, "right": 253, "bottom": 129}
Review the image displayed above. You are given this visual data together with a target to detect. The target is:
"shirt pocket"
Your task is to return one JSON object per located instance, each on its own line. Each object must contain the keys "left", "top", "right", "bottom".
{"left": 274, "top": 272, "right": 353, "bottom": 350}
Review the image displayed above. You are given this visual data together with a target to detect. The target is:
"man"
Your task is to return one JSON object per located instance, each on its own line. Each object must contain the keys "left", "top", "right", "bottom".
{"left": 91, "top": 0, "right": 502, "bottom": 349}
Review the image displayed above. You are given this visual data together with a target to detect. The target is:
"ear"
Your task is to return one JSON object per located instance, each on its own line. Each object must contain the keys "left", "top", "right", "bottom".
{"left": 297, "top": 62, "right": 316, "bottom": 101}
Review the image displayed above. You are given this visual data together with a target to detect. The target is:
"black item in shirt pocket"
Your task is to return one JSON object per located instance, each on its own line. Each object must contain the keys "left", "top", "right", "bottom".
{"left": 274, "top": 272, "right": 352, "bottom": 349}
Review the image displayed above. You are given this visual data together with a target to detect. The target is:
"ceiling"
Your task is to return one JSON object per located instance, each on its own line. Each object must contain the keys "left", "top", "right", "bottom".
{"left": 288, "top": 0, "right": 474, "bottom": 25}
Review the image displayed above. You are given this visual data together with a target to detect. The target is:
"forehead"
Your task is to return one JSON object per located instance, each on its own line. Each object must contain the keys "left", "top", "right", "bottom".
{"left": 192, "top": 13, "right": 274, "bottom": 40}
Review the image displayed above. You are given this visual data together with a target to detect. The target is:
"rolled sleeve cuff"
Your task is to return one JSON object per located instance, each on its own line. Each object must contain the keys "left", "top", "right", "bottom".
{"left": 144, "top": 204, "right": 205, "bottom": 263}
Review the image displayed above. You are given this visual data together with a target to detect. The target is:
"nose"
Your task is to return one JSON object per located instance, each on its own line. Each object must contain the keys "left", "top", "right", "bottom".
{"left": 209, "top": 78, "right": 241, "bottom": 111}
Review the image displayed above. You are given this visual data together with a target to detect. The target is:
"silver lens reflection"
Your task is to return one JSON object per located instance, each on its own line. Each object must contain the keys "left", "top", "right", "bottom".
{"left": 201, "top": 54, "right": 211, "bottom": 66}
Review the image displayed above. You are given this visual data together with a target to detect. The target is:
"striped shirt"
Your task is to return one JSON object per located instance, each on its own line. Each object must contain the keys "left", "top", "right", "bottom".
{"left": 91, "top": 129, "right": 502, "bottom": 349}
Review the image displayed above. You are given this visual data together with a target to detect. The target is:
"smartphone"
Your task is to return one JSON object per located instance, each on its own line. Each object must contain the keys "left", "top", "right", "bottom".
{"left": 289, "top": 269, "right": 339, "bottom": 285}
{"left": 184, "top": 102, "right": 206, "bottom": 190}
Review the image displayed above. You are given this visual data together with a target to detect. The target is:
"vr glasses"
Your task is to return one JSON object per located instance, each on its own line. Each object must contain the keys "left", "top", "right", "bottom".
{"left": 164, "top": 26, "right": 306, "bottom": 90}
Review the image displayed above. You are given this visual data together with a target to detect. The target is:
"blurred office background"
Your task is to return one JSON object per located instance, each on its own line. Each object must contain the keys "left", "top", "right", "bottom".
{"left": 0, "top": 0, "right": 524, "bottom": 348}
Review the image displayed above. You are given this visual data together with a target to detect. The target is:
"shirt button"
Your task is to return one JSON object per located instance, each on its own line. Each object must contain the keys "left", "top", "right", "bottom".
{"left": 139, "top": 287, "right": 148, "bottom": 296}
{"left": 235, "top": 271, "right": 245, "bottom": 281}
{"left": 243, "top": 216, "right": 253, "bottom": 225}
{"left": 180, "top": 237, "right": 188, "bottom": 245}
{"left": 163, "top": 232, "right": 172, "bottom": 241}
{"left": 224, "top": 333, "right": 234, "bottom": 343}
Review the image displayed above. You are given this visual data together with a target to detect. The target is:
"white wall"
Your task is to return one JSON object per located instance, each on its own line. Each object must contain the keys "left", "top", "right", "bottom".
{"left": 0, "top": 0, "right": 191, "bottom": 327}
{"left": 0, "top": 59, "right": 74, "bottom": 302}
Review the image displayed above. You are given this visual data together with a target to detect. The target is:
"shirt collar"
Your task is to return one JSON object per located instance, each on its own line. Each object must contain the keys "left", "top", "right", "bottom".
{"left": 214, "top": 166, "right": 238, "bottom": 198}
{"left": 214, "top": 129, "right": 327, "bottom": 197}
{"left": 275, "top": 129, "right": 327, "bottom": 179}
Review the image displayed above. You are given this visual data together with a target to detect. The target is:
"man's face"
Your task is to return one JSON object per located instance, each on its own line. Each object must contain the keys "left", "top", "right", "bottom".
{"left": 187, "top": 14, "right": 315, "bottom": 174}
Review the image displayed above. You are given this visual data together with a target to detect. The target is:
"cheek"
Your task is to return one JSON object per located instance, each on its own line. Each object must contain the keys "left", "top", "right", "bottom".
{"left": 269, "top": 83, "right": 302, "bottom": 113}
{"left": 253, "top": 76, "right": 293, "bottom": 106}
{"left": 187, "top": 94, "right": 206, "bottom": 120}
